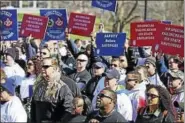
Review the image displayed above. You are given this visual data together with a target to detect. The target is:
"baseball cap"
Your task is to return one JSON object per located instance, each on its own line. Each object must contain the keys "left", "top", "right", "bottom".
{"left": 93, "top": 62, "right": 105, "bottom": 68}
{"left": 1, "top": 78, "right": 16, "bottom": 95}
{"left": 169, "top": 70, "right": 184, "bottom": 81}
{"left": 105, "top": 68, "right": 120, "bottom": 80}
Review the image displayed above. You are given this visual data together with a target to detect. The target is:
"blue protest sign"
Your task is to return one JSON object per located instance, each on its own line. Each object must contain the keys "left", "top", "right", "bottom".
{"left": 0, "top": 9, "right": 18, "bottom": 41}
{"left": 95, "top": 33, "right": 126, "bottom": 56}
{"left": 92, "top": 0, "right": 117, "bottom": 12}
{"left": 40, "top": 9, "right": 67, "bottom": 41}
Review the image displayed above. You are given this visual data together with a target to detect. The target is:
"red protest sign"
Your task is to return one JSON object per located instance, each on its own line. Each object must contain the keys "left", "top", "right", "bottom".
{"left": 68, "top": 12, "right": 96, "bottom": 37}
{"left": 155, "top": 24, "right": 184, "bottom": 57}
{"left": 130, "top": 21, "right": 159, "bottom": 46}
{"left": 20, "top": 14, "right": 48, "bottom": 39}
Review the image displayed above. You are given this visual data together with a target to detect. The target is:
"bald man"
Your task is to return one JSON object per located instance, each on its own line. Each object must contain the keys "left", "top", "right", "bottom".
{"left": 69, "top": 54, "right": 91, "bottom": 92}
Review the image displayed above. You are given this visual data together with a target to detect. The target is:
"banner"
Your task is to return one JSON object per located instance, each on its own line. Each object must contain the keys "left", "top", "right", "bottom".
{"left": 68, "top": 12, "right": 96, "bottom": 37}
{"left": 155, "top": 24, "right": 184, "bottom": 57}
{"left": 91, "top": 0, "right": 117, "bottom": 12}
{"left": 0, "top": 9, "right": 18, "bottom": 41}
{"left": 130, "top": 21, "right": 159, "bottom": 46}
{"left": 95, "top": 33, "right": 126, "bottom": 56}
{"left": 19, "top": 14, "right": 48, "bottom": 39}
{"left": 40, "top": 9, "right": 67, "bottom": 41}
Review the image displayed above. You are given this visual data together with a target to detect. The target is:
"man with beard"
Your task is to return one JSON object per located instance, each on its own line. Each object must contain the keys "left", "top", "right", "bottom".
{"left": 86, "top": 88, "right": 127, "bottom": 123}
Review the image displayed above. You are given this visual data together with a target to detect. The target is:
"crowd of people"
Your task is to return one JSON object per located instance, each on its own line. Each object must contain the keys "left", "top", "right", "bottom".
{"left": 0, "top": 23, "right": 184, "bottom": 123}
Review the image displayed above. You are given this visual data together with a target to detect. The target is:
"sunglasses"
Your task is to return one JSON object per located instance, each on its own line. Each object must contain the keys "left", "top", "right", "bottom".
{"left": 120, "top": 59, "right": 125, "bottom": 62}
{"left": 111, "top": 64, "right": 118, "bottom": 67}
{"left": 42, "top": 65, "right": 52, "bottom": 69}
{"left": 27, "top": 63, "right": 34, "bottom": 66}
{"left": 0, "top": 86, "right": 5, "bottom": 92}
{"left": 41, "top": 52, "right": 47, "bottom": 55}
{"left": 77, "top": 59, "right": 87, "bottom": 62}
{"left": 146, "top": 93, "right": 159, "bottom": 99}
{"left": 98, "top": 93, "right": 113, "bottom": 100}
{"left": 126, "top": 79, "right": 137, "bottom": 82}
{"left": 94, "top": 66, "right": 102, "bottom": 69}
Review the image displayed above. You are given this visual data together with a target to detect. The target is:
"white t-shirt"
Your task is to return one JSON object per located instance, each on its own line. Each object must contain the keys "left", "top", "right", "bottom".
{"left": 1, "top": 96, "right": 27, "bottom": 122}
{"left": 20, "top": 75, "right": 36, "bottom": 99}
{"left": 3, "top": 63, "right": 26, "bottom": 86}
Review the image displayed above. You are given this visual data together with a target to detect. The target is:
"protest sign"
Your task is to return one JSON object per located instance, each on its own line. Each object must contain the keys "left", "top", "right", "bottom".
{"left": 130, "top": 21, "right": 159, "bottom": 46}
{"left": 68, "top": 12, "right": 96, "bottom": 37}
{"left": 91, "top": 0, "right": 117, "bottom": 12}
{"left": 95, "top": 33, "right": 126, "bottom": 56}
{"left": 0, "top": 9, "right": 18, "bottom": 41}
{"left": 155, "top": 24, "right": 184, "bottom": 57}
{"left": 40, "top": 9, "right": 67, "bottom": 41}
{"left": 19, "top": 14, "right": 48, "bottom": 39}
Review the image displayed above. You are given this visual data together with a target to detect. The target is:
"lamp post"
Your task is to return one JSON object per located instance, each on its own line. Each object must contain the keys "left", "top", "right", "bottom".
{"left": 144, "top": 0, "right": 148, "bottom": 20}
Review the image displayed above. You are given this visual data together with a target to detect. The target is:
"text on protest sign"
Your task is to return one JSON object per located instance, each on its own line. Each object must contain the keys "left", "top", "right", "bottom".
{"left": 20, "top": 14, "right": 48, "bottom": 39}
{"left": 68, "top": 12, "right": 96, "bottom": 37}
{"left": 95, "top": 33, "right": 126, "bottom": 56}
{"left": 91, "top": 0, "right": 117, "bottom": 12}
{"left": 40, "top": 9, "right": 67, "bottom": 41}
{"left": 0, "top": 9, "right": 18, "bottom": 41}
{"left": 155, "top": 24, "right": 184, "bottom": 57}
{"left": 130, "top": 21, "right": 159, "bottom": 46}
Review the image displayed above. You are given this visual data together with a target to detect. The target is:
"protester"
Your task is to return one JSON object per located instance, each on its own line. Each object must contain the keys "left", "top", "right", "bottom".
{"left": 31, "top": 57, "right": 73, "bottom": 123}
{"left": 136, "top": 85, "right": 175, "bottom": 123}
{"left": 144, "top": 57, "right": 166, "bottom": 88}
{"left": 167, "top": 71, "right": 184, "bottom": 103}
{"left": 84, "top": 62, "right": 106, "bottom": 100}
{"left": 69, "top": 54, "right": 91, "bottom": 92}
{"left": 174, "top": 101, "right": 184, "bottom": 123}
{"left": 86, "top": 88, "right": 127, "bottom": 123}
{"left": 124, "top": 71, "right": 146, "bottom": 121}
{"left": 0, "top": 78, "right": 27, "bottom": 122}
{"left": 3, "top": 48, "right": 26, "bottom": 86}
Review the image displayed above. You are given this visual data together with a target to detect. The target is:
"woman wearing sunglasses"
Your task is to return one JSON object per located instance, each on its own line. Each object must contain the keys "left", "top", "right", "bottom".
{"left": 136, "top": 85, "right": 175, "bottom": 123}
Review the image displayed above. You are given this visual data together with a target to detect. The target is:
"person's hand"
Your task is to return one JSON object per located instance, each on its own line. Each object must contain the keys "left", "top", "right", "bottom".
{"left": 176, "top": 112, "right": 184, "bottom": 123}
{"left": 156, "top": 51, "right": 164, "bottom": 60}
{"left": 89, "top": 119, "right": 100, "bottom": 123}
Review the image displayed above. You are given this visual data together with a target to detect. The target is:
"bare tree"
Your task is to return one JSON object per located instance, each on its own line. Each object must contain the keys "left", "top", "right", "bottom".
{"left": 112, "top": 0, "right": 141, "bottom": 33}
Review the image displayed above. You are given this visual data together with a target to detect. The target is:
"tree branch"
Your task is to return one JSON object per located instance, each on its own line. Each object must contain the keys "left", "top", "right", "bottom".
{"left": 123, "top": 0, "right": 138, "bottom": 22}
{"left": 124, "top": 15, "right": 141, "bottom": 25}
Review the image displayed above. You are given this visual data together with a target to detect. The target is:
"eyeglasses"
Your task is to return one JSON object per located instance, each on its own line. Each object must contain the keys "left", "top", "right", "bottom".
{"left": 120, "top": 59, "right": 125, "bottom": 62}
{"left": 111, "top": 64, "right": 118, "bottom": 67}
{"left": 0, "top": 86, "right": 5, "bottom": 92}
{"left": 146, "top": 93, "right": 159, "bottom": 99}
{"left": 94, "top": 66, "right": 102, "bottom": 69}
{"left": 126, "top": 79, "right": 137, "bottom": 82}
{"left": 42, "top": 65, "right": 52, "bottom": 69}
{"left": 41, "top": 52, "right": 47, "bottom": 55}
{"left": 27, "top": 63, "right": 34, "bottom": 66}
{"left": 98, "top": 93, "right": 113, "bottom": 100}
{"left": 77, "top": 59, "right": 87, "bottom": 62}
{"left": 168, "top": 61, "right": 175, "bottom": 64}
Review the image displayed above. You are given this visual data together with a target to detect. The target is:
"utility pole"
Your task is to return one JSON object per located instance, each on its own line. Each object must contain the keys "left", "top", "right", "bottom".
{"left": 144, "top": 0, "right": 147, "bottom": 20}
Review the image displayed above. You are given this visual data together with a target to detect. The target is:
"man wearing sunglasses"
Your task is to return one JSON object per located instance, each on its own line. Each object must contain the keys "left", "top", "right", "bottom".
{"left": 0, "top": 78, "right": 27, "bottom": 122}
{"left": 69, "top": 54, "right": 91, "bottom": 92}
{"left": 144, "top": 57, "right": 166, "bottom": 88}
{"left": 124, "top": 71, "right": 146, "bottom": 122}
{"left": 84, "top": 62, "right": 105, "bottom": 101}
{"left": 167, "top": 71, "right": 184, "bottom": 103}
{"left": 86, "top": 88, "right": 127, "bottom": 123}
{"left": 31, "top": 57, "right": 73, "bottom": 123}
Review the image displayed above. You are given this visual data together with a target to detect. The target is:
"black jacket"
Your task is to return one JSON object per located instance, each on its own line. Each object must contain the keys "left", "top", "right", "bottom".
{"left": 85, "top": 110, "right": 128, "bottom": 123}
{"left": 83, "top": 75, "right": 103, "bottom": 101}
{"left": 31, "top": 80, "right": 73, "bottom": 123}
{"left": 136, "top": 108, "right": 175, "bottom": 123}
{"left": 61, "top": 74, "right": 81, "bottom": 97}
